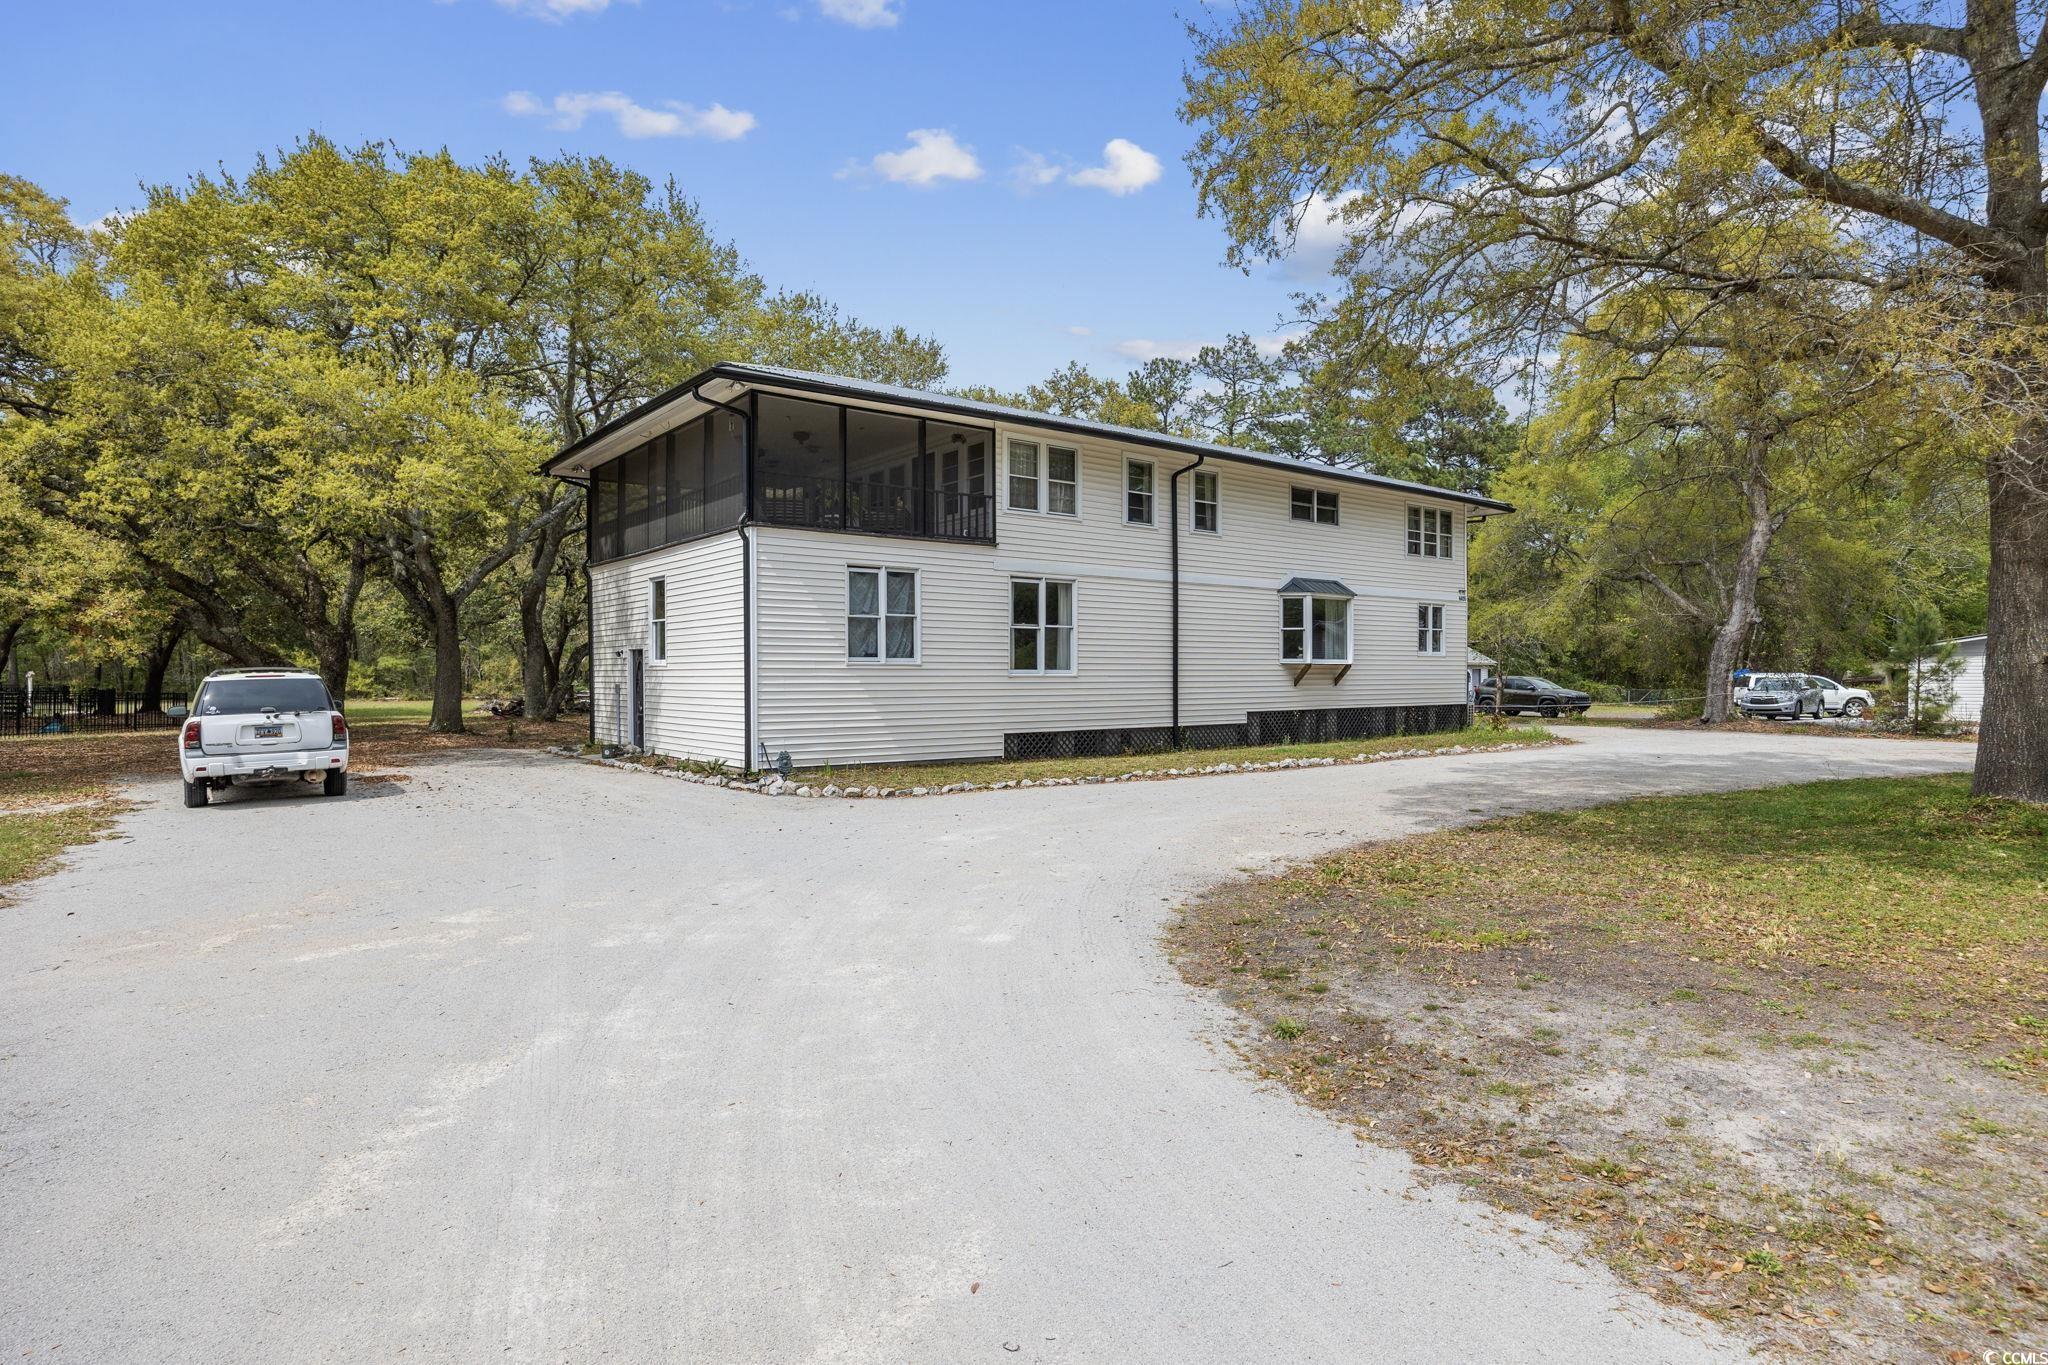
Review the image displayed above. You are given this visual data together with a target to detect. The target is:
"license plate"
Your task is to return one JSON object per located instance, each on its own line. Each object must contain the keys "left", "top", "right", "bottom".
{"left": 254, "top": 723, "right": 282, "bottom": 739}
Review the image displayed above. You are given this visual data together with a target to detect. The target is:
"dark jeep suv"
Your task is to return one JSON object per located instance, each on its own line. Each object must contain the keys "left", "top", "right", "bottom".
{"left": 1488, "top": 676, "right": 1593, "bottom": 717}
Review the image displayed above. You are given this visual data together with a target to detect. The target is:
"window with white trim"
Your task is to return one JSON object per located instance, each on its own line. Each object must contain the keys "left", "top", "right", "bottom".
{"left": 847, "top": 566, "right": 919, "bottom": 662}
{"left": 1191, "top": 469, "right": 1219, "bottom": 533}
{"left": 1046, "top": 446, "right": 1078, "bottom": 515}
{"left": 1010, "top": 577, "right": 1075, "bottom": 673}
{"left": 1280, "top": 594, "right": 1350, "bottom": 663}
{"left": 1006, "top": 439, "right": 1079, "bottom": 515}
{"left": 648, "top": 578, "right": 668, "bottom": 662}
{"left": 1291, "top": 486, "right": 1338, "bottom": 524}
{"left": 1007, "top": 440, "right": 1039, "bottom": 511}
{"left": 1408, "top": 505, "right": 1455, "bottom": 557}
{"left": 1417, "top": 603, "right": 1445, "bottom": 654}
{"left": 1125, "top": 458, "right": 1155, "bottom": 525}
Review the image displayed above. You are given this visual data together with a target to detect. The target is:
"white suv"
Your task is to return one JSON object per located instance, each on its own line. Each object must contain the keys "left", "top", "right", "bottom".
{"left": 179, "top": 668, "right": 349, "bottom": 808}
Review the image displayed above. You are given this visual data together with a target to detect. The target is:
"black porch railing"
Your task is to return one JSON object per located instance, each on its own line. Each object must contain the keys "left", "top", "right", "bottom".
{"left": 754, "top": 477, "right": 995, "bottom": 543}
{"left": 1, "top": 685, "right": 192, "bottom": 738}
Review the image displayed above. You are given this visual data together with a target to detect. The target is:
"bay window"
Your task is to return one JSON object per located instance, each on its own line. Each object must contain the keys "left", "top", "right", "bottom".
{"left": 1281, "top": 594, "right": 1351, "bottom": 663}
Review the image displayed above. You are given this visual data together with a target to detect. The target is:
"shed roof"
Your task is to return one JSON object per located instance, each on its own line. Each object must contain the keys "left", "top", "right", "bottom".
{"left": 1277, "top": 577, "right": 1355, "bottom": 598}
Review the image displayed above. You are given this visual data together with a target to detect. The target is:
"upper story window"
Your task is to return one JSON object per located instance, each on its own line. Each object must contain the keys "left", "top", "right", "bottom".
{"left": 1125, "top": 458, "right": 1156, "bottom": 525}
{"left": 847, "top": 566, "right": 919, "bottom": 663}
{"left": 1281, "top": 594, "right": 1351, "bottom": 663}
{"left": 1006, "top": 440, "right": 1079, "bottom": 516}
{"left": 1408, "top": 505, "right": 1455, "bottom": 557}
{"left": 1291, "top": 486, "right": 1339, "bottom": 525}
{"left": 648, "top": 578, "right": 668, "bottom": 663}
{"left": 1191, "top": 469, "right": 1219, "bottom": 533}
{"left": 1417, "top": 603, "right": 1445, "bottom": 654}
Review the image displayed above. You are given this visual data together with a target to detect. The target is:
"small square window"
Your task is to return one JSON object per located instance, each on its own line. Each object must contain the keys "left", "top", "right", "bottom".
{"left": 1408, "top": 506, "right": 1454, "bottom": 557}
{"left": 1291, "top": 486, "right": 1338, "bottom": 524}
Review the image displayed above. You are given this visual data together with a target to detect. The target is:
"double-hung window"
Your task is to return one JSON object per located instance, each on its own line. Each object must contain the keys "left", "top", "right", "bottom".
{"left": 1417, "top": 603, "right": 1445, "bottom": 654}
{"left": 1281, "top": 595, "right": 1350, "bottom": 663}
{"left": 1191, "top": 469, "right": 1219, "bottom": 533}
{"left": 848, "top": 566, "right": 919, "bottom": 662}
{"left": 1125, "top": 458, "right": 1156, "bottom": 525}
{"left": 1291, "top": 486, "right": 1338, "bottom": 524}
{"left": 1007, "top": 440, "right": 1079, "bottom": 515}
{"left": 648, "top": 578, "right": 668, "bottom": 663}
{"left": 1408, "top": 506, "right": 1455, "bottom": 557}
{"left": 1007, "top": 441, "right": 1040, "bottom": 512}
{"left": 1011, "top": 578, "right": 1075, "bottom": 673}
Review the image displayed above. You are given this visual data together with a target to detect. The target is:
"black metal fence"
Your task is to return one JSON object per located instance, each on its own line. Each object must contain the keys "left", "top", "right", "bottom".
{"left": 0, "top": 685, "right": 191, "bottom": 738}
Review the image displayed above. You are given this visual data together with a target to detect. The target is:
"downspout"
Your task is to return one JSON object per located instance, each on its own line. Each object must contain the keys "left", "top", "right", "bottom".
{"left": 584, "top": 481, "right": 596, "bottom": 747}
{"left": 1168, "top": 454, "right": 1206, "bottom": 748}
{"left": 692, "top": 383, "right": 757, "bottom": 772}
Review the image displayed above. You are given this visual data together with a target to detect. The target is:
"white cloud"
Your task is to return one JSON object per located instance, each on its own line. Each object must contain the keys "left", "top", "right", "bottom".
{"left": 843, "top": 129, "right": 982, "bottom": 187}
{"left": 819, "top": 0, "right": 901, "bottom": 26}
{"left": 1065, "top": 325, "right": 1093, "bottom": 337}
{"left": 1113, "top": 338, "right": 1206, "bottom": 362}
{"left": 1009, "top": 150, "right": 1066, "bottom": 191}
{"left": 1112, "top": 332, "right": 1291, "bottom": 363}
{"left": 502, "top": 90, "right": 756, "bottom": 141}
{"left": 1067, "top": 138, "right": 1162, "bottom": 196}
{"left": 494, "top": 0, "right": 628, "bottom": 19}
{"left": 1010, "top": 139, "right": 1164, "bottom": 196}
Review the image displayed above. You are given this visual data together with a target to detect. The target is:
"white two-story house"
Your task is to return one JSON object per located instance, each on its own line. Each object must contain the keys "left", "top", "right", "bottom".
{"left": 543, "top": 363, "right": 1512, "bottom": 770}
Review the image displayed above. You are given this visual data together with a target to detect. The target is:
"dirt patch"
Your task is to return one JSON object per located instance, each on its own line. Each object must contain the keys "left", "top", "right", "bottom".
{"left": 1168, "top": 780, "right": 2048, "bottom": 1362}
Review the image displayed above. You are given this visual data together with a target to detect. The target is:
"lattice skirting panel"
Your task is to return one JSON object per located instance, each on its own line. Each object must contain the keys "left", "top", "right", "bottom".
{"left": 1002, "top": 703, "right": 1470, "bottom": 761}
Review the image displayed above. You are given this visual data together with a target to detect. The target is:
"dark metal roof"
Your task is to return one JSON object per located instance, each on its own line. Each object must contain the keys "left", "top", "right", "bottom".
{"left": 542, "top": 362, "right": 1516, "bottom": 514}
{"left": 1277, "top": 576, "right": 1355, "bottom": 598}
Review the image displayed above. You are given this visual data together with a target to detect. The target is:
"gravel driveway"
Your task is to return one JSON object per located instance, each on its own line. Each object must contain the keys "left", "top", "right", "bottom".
{"left": 1, "top": 727, "right": 1973, "bottom": 1363}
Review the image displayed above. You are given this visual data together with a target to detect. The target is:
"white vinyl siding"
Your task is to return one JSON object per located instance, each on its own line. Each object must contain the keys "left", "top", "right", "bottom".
{"left": 750, "top": 431, "right": 1470, "bottom": 766}
{"left": 590, "top": 532, "right": 745, "bottom": 765}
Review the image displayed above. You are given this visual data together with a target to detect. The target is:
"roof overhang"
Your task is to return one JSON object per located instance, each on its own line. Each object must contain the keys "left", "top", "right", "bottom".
{"left": 541, "top": 362, "right": 1518, "bottom": 514}
{"left": 1277, "top": 576, "right": 1355, "bottom": 598}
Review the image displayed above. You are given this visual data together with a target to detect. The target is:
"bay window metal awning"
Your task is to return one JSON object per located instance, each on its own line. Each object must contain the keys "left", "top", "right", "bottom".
{"left": 1277, "top": 576, "right": 1355, "bottom": 598}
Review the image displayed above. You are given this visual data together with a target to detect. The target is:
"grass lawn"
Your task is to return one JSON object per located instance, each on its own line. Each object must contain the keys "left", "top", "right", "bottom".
{"left": 1170, "top": 775, "right": 2047, "bottom": 1359}
{"left": 792, "top": 722, "right": 1557, "bottom": 790}
{"left": 0, "top": 804, "right": 125, "bottom": 890}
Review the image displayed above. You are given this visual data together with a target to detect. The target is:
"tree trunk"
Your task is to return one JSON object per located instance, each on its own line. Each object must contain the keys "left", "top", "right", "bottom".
{"left": 139, "top": 616, "right": 186, "bottom": 713}
{"left": 1973, "top": 415, "right": 2048, "bottom": 801}
{"left": 517, "top": 498, "right": 576, "bottom": 719}
{"left": 0, "top": 617, "right": 22, "bottom": 684}
{"left": 1701, "top": 441, "right": 1780, "bottom": 724}
{"left": 428, "top": 595, "right": 465, "bottom": 733}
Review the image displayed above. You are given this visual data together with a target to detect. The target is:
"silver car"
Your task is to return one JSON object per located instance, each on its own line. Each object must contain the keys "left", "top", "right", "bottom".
{"left": 1736, "top": 673, "right": 1825, "bottom": 721}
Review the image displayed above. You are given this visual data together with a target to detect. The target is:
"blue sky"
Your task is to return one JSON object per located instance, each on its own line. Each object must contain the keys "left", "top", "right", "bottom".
{"left": 4, "top": 0, "right": 1340, "bottom": 391}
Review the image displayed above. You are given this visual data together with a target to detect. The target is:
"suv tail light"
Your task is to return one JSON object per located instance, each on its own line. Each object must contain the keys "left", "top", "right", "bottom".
{"left": 182, "top": 720, "right": 201, "bottom": 750}
{"left": 330, "top": 711, "right": 348, "bottom": 745}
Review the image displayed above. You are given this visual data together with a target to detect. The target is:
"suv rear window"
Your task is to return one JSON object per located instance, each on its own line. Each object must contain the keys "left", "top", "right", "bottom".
{"left": 196, "top": 677, "right": 334, "bottom": 715}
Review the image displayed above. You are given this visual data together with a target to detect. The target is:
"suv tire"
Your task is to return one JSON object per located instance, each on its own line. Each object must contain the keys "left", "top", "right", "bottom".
{"left": 1842, "top": 698, "right": 1867, "bottom": 718}
{"left": 1539, "top": 701, "right": 1559, "bottom": 718}
{"left": 323, "top": 770, "right": 348, "bottom": 797}
{"left": 182, "top": 778, "right": 208, "bottom": 809}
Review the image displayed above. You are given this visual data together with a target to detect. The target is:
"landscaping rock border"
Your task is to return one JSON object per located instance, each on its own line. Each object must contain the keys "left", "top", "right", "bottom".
{"left": 545, "top": 737, "right": 1564, "bottom": 799}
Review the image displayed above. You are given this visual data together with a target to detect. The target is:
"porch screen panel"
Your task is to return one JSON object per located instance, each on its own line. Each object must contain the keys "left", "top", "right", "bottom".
{"left": 756, "top": 395, "right": 845, "bottom": 527}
